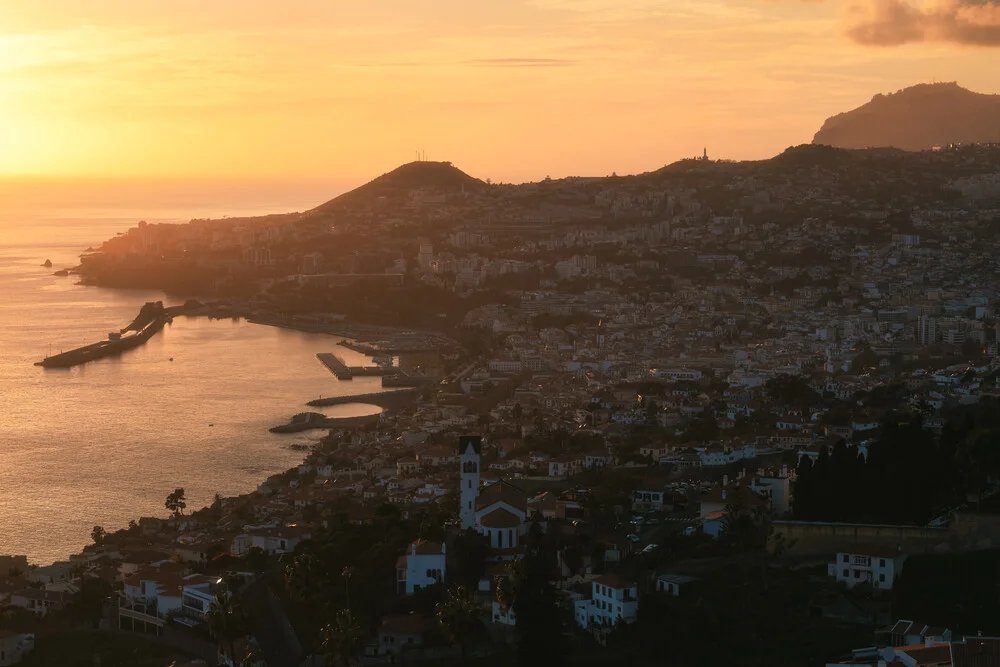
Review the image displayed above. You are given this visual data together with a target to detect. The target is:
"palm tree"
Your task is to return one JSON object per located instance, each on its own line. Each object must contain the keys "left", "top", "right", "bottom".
{"left": 341, "top": 566, "right": 357, "bottom": 611}
{"left": 436, "top": 585, "right": 483, "bottom": 665}
{"left": 319, "top": 609, "right": 365, "bottom": 667}
{"left": 206, "top": 590, "right": 245, "bottom": 666}
{"left": 284, "top": 553, "right": 324, "bottom": 605}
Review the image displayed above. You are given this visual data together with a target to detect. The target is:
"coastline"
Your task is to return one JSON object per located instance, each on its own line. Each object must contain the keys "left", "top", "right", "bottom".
{"left": 14, "top": 301, "right": 423, "bottom": 567}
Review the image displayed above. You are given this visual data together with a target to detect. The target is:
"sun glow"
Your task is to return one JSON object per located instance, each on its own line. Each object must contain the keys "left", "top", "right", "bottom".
{"left": 0, "top": 1, "right": 997, "bottom": 181}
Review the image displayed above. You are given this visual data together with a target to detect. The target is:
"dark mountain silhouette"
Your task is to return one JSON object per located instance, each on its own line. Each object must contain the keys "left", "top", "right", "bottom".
{"left": 315, "top": 161, "right": 486, "bottom": 211}
{"left": 813, "top": 82, "right": 1000, "bottom": 151}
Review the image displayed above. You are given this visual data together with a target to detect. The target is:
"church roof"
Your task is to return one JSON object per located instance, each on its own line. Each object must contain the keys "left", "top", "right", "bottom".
{"left": 479, "top": 508, "right": 522, "bottom": 528}
{"left": 475, "top": 480, "right": 527, "bottom": 513}
{"left": 458, "top": 435, "right": 482, "bottom": 456}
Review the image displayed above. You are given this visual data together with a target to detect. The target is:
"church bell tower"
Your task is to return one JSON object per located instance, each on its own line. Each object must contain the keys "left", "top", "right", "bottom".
{"left": 459, "top": 435, "right": 482, "bottom": 530}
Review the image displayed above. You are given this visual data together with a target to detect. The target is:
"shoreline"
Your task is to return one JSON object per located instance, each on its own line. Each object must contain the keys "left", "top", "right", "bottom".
{"left": 17, "top": 305, "right": 425, "bottom": 568}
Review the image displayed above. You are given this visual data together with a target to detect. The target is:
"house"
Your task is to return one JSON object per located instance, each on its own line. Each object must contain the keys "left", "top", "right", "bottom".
{"left": 632, "top": 487, "right": 666, "bottom": 513}
{"left": 578, "top": 573, "right": 639, "bottom": 629}
{"left": 395, "top": 540, "right": 446, "bottom": 595}
{"left": 243, "top": 525, "right": 312, "bottom": 555}
{"left": 828, "top": 547, "right": 907, "bottom": 590}
{"left": 0, "top": 631, "right": 34, "bottom": 666}
{"left": 583, "top": 452, "right": 612, "bottom": 471}
{"left": 655, "top": 574, "right": 699, "bottom": 596}
{"left": 548, "top": 455, "right": 583, "bottom": 479}
{"left": 367, "top": 615, "right": 434, "bottom": 659}
{"left": 888, "top": 619, "right": 952, "bottom": 647}
{"left": 9, "top": 590, "right": 68, "bottom": 617}
{"left": 118, "top": 568, "right": 219, "bottom": 634}
{"left": 699, "top": 477, "right": 770, "bottom": 538}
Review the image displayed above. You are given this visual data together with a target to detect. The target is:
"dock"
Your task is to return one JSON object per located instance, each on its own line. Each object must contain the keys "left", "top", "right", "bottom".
{"left": 317, "top": 353, "right": 392, "bottom": 380}
{"left": 35, "top": 302, "right": 169, "bottom": 369}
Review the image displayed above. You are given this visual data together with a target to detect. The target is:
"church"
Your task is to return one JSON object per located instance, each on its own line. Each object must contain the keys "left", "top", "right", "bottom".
{"left": 458, "top": 435, "right": 529, "bottom": 559}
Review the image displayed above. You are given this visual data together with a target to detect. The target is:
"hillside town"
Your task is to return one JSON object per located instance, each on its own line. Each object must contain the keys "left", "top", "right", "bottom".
{"left": 7, "top": 143, "right": 1000, "bottom": 666}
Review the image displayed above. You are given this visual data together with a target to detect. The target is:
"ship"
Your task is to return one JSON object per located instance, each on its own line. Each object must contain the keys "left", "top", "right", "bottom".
{"left": 35, "top": 301, "right": 169, "bottom": 368}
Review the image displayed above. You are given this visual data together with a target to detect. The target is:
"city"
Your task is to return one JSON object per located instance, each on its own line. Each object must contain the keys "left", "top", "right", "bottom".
{"left": 4, "top": 140, "right": 1000, "bottom": 665}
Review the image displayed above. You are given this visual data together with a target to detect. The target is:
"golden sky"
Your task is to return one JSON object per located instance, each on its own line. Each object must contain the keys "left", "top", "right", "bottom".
{"left": 0, "top": 0, "right": 997, "bottom": 182}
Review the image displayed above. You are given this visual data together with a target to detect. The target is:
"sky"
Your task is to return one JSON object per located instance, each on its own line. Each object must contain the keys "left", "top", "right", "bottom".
{"left": 0, "top": 0, "right": 998, "bottom": 185}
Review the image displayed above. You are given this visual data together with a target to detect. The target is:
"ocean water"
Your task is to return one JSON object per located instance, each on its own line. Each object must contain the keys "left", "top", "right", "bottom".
{"left": 0, "top": 182, "right": 379, "bottom": 565}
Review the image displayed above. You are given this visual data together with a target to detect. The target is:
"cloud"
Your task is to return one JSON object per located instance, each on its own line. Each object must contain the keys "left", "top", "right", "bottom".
{"left": 463, "top": 58, "right": 578, "bottom": 67}
{"left": 844, "top": 0, "right": 1000, "bottom": 45}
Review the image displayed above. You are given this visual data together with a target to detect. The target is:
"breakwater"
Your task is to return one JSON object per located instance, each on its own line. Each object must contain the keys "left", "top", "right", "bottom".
{"left": 307, "top": 389, "right": 417, "bottom": 411}
{"left": 35, "top": 301, "right": 169, "bottom": 368}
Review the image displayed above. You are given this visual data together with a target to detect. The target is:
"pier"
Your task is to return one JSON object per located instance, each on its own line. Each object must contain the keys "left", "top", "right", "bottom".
{"left": 306, "top": 389, "right": 417, "bottom": 411}
{"left": 35, "top": 302, "right": 169, "bottom": 369}
{"left": 317, "top": 352, "right": 392, "bottom": 380}
{"left": 317, "top": 353, "right": 353, "bottom": 379}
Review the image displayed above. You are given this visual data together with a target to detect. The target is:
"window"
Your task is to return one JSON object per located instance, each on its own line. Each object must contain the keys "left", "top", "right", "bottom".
{"left": 468, "top": 501, "right": 472, "bottom": 510}
{"left": 880, "top": 559, "right": 886, "bottom": 567}
{"left": 853, "top": 569, "right": 861, "bottom": 579}
{"left": 842, "top": 568, "right": 849, "bottom": 578}
{"left": 468, "top": 480, "right": 472, "bottom": 489}
{"left": 842, "top": 554, "right": 849, "bottom": 563}
{"left": 498, "top": 531, "right": 504, "bottom": 548}
{"left": 879, "top": 574, "right": 886, "bottom": 583}
{"left": 508, "top": 529, "right": 514, "bottom": 546}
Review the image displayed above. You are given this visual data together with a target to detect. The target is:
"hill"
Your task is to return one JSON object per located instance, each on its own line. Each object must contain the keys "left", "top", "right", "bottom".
{"left": 812, "top": 82, "right": 1000, "bottom": 151}
{"left": 314, "top": 161, "right": 486, "bottom": 212}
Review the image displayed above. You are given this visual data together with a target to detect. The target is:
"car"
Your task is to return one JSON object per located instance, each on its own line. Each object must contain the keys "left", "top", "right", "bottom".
{"left": 641, "top": 543, "right": 658, "bottom": 553}
{"left": 627, "top": 533, "right": 641, "bottom": 543}
{"left": 683, "top": 526, "right": 697, "bottom": 536}
{"left": 645, "top": 517, "right": 660, "bottom": 525}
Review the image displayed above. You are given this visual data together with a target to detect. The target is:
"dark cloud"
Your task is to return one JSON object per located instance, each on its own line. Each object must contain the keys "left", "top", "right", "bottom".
{"left": 845, "top": 0, "right": 1000, "bottom": 46}
{"left": 463, "top": 58, "right": 578, "bottom": 67}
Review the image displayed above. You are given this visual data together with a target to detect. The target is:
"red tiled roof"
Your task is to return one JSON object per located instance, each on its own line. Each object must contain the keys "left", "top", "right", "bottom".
{"left": 475, "top": 480, "right": 527, "bottom": 512}
{"left": 409, "top": 539, "right": 444, "bottom": 555}
{"left": 479, "top": 508, "right": 522, "bottom": 528}
{"left": 897, "top": 645, "right": 952, "bottom": 666}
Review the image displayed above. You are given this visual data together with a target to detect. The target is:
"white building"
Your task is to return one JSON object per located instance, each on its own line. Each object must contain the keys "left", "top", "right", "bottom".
{"left": 578, "top": 573, "right": 639, "bottom": 629}
{"left": 395, "top": 540, "right": 446, "bottom": 595}
{"left": 655, "top": 574, "right": 698, "bottom": 596}
{"left": 459, "top": 436, "right": 482, "bottom": 530}
{"left": 828, "top": 548, "right": 907, "bottom": 590}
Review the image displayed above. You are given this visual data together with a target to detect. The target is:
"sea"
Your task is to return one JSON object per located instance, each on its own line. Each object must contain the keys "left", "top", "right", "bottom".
{"left": 0, "top": 179, "right": 382, "bottom": 565}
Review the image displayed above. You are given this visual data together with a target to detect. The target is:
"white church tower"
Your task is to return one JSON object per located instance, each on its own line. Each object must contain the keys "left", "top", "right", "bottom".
{"left": 459, "top": 435, "right": 482, "bottom": 530}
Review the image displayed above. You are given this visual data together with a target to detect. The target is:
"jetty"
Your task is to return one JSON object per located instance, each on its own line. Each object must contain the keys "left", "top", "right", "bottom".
{"left": 35, "top": 302, "right": 169, "bottom": 369}
{"left": 317, "top": 353, "right": 391, "bottom": 380}
{"left": 307, "top": 389, "right": 418, "bottom": 411}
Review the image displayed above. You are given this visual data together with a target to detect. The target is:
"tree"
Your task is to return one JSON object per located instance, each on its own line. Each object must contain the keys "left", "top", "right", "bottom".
{"left": 514, "top": 526, "right": 570, "bottom": 667}
{"left": 319, "top": 609, "right": 365, "bottom": 667}
{"left": 90, "top": 525, "right": 106, "bottom": 546}
{"left": 206, "top": 590, "right": 246, "bottom": 666}
{"left": 452, "top": 529, "right": 491, "bottom": 589}
{"left": 512, "top": 402, "right": 523, "bottom": 421}
{"left": 165, "top": 488, "right": 187, "bottom": 517}
{"left": 436, "top": 586, "right": 484, "bottom": 665}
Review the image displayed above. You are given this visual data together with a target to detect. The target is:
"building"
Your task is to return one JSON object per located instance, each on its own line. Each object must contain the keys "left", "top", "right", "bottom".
{"left": 396, "top": 540, "right": 446, "bottom": 595}
{"left": 578, "top": 573, "right": 639, "bottom": 629}
{"left": 8, "top": 590, "right": 67, "bottom": 618}
{"left": 828, "top": 547, "right": 907, "bottom": 590}
{"left": 655, "top": 574, "right": 699, "bottom": 596}
{"left": 0, "top": 631, "right": 34, "bottom": 666}
{"left": 459, "top": 436, "right": 482, "bottom": 530}
{"left": 232, "top": 525, "right": 312, "bottom": 556}
{"left": 366, "top": 615, "right": 435, "bottom": 660}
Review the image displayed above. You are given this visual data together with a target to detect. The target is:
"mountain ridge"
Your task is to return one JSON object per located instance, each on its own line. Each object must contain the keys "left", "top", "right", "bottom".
{"left": 812, "top": 82, "right": 1000, "bottom": 151}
